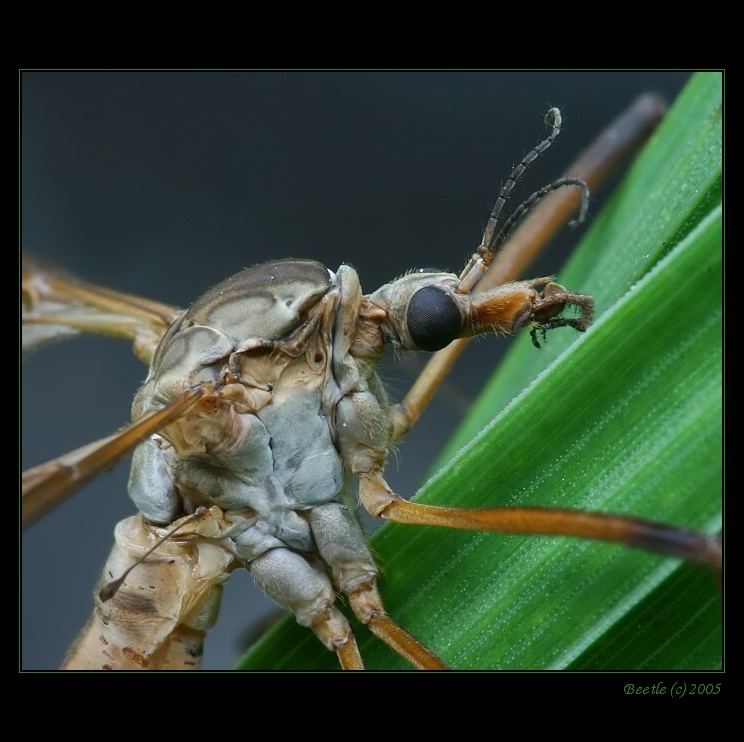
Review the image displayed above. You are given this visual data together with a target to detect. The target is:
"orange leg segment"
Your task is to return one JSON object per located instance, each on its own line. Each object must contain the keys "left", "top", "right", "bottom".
{"left": 347, "top": 583, "right": 448, "bottom": 670}
{"left": 336, "top": 635, "right": 365, "bottom": 670}
{"left": 359, "top": 472, "right": 721, "bottom": 569}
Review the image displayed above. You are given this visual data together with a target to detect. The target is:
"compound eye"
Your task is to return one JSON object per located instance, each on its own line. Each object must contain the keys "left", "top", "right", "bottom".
{"left": 406, "top": 286, "right": 463, "bottom": 351}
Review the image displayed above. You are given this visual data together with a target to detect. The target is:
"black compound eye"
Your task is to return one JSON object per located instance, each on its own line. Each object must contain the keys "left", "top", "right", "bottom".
{"left": 406, "top": 286, "right": 463, "bottom": 351}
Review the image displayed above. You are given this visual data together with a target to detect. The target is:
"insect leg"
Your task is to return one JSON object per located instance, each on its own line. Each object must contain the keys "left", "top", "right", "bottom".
{"left": 391, "top": 94, "right": 667, "bottom": 441}
{"left": 359, "top": 471, "right": 722, "bottom": 569}
{"left": 309, "top": 502, "right": 447, "bottom": 670}
{"left": 248, "top": 547, "right": 364, "bottom": 670}
{"left": 22, "top": 385, "right": 207, "bottom": 527}
{"left": 349, "top": 589, "right": 447, "bottom": 670}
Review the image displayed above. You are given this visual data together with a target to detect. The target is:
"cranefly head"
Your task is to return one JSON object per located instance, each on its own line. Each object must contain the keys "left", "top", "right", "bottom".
{"left": 368, "top": 271, "right": 593, "bottom": 352}
{"left": 364, "top": 107, "right": 593, "bottom": 354}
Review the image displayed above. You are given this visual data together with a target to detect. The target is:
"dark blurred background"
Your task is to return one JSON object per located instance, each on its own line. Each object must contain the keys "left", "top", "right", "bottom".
{"left": 21, "top": 70, "right": 690, "bottom": 670}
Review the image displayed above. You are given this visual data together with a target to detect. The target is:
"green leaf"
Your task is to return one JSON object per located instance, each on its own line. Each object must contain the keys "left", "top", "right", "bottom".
{"left": 238, "top": 72, "right": 722, "bottom": 671}
{"left": 440, "top": 70, "right": 722, "bottom": 457}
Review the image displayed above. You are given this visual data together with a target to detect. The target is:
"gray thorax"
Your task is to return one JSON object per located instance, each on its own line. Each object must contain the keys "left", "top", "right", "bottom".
{"left": 128, "top": 260, "right": 389, "bottom": 565}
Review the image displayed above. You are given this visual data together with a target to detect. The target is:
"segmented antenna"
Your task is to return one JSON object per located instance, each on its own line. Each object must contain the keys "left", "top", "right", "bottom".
{"left": 488, "top": 177, "right": 590, "bottom": 257}
{"left": 480, "top": 107, "right": 562, "bottom": 252}
{"left": 457, "top": 107, "right": 590, "bottom": 293}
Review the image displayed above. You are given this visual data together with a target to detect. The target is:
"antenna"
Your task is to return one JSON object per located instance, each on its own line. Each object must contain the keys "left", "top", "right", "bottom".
{"left": 457, "top": 107, "right": 589, "bottom": 293}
